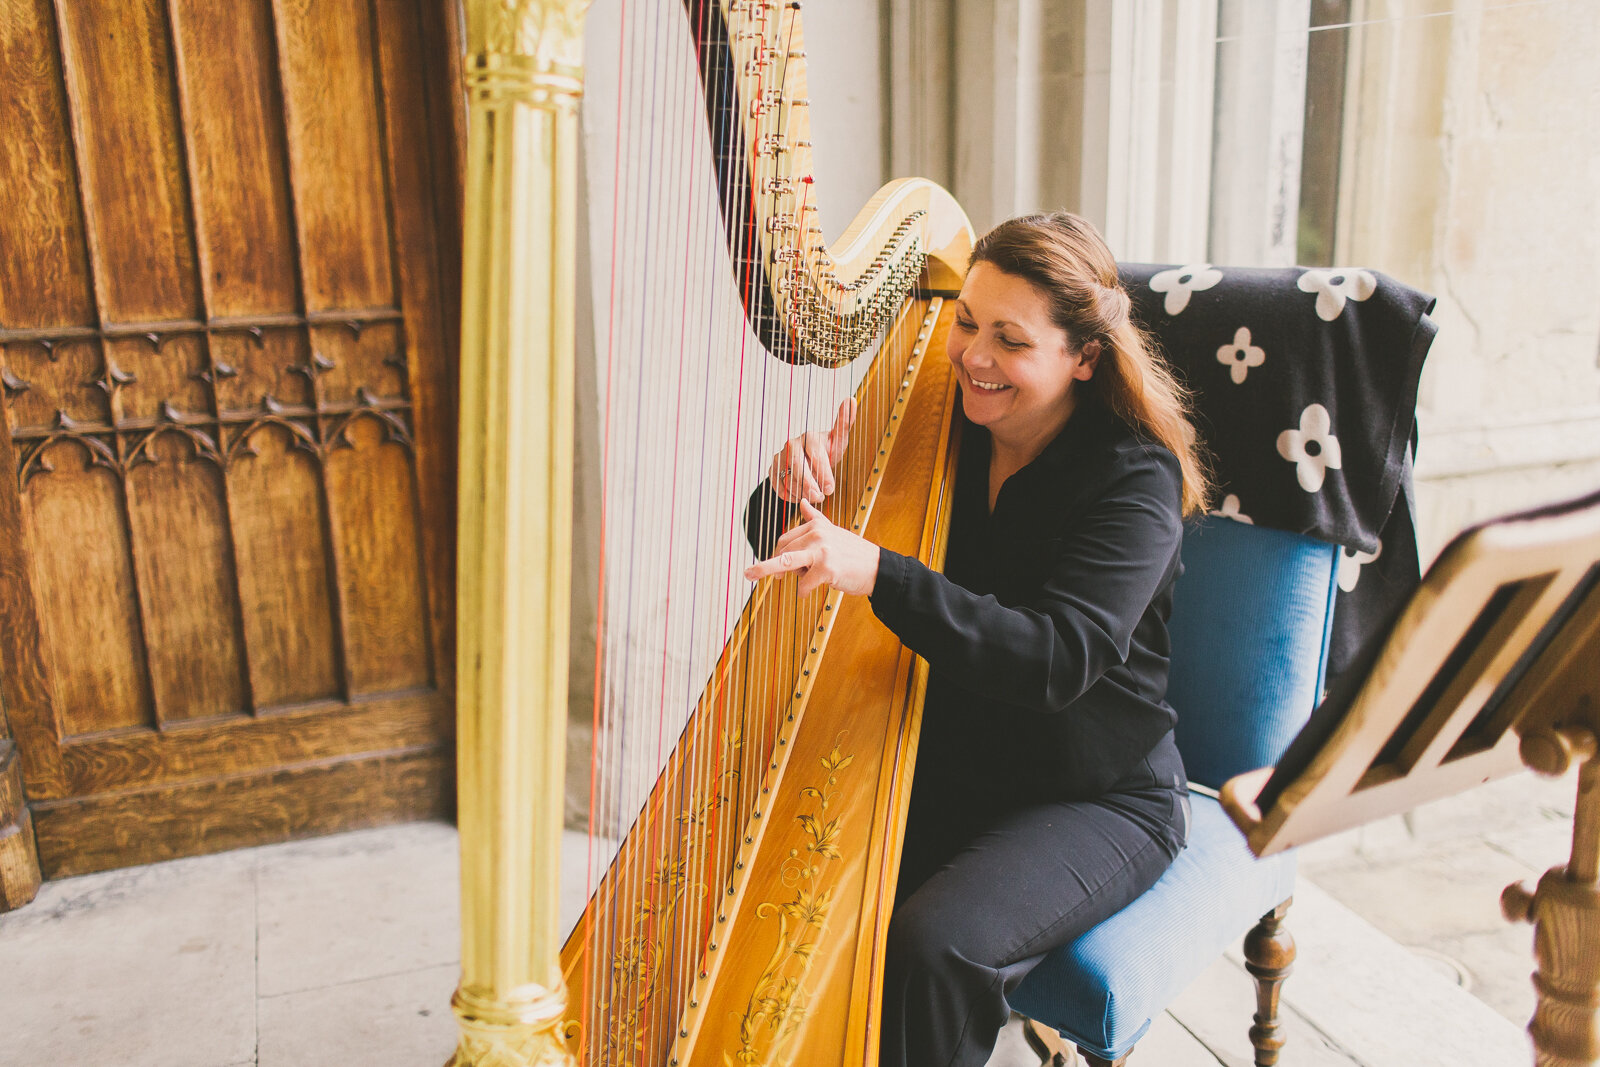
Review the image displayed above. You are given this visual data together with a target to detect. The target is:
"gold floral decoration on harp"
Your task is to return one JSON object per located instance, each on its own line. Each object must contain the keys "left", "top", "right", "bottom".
{"left": 602, "top": 767, "right": 739, "bottom": 1067}
{"left": 730, "top": 740, "right": 856, "bottom": 1067}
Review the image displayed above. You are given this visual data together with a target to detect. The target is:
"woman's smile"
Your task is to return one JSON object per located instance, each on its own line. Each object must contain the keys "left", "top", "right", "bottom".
{"left": 946, "top": 260, "right": 1096, "bottom": 461}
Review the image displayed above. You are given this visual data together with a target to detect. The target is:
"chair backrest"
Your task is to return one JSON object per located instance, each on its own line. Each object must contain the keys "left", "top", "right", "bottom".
{"left": 1168, "top": 518, "right": 1341, "bottom": 791}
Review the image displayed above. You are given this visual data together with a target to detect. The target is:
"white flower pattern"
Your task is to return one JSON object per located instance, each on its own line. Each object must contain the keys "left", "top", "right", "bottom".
{"left": 1296, "top": 268, "right": 1377, "bottom": 321}
{"left": 1149, "top": 264, "right": 1223, "bottom": 315}
{"left": 1216, "top": 326, "right": 1265, "bottom": 384}
{"left": 1209, "top": 494, "right": 1254, "bottom": 525}
{"left": 1277, "top": 403, "right": 1343, "bottom": 492}
{"left": 1339, "top": 542, "right": 1381, "bottom": 592}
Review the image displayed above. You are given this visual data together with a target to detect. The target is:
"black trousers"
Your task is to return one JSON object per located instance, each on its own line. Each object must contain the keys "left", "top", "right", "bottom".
{"left": 879, "top": 732, "right": 1189, "bottom": 1067}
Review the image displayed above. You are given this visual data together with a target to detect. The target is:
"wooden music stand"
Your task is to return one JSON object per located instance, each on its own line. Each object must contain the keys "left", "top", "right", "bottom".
{"left": 1222, "top": 489, "right": 1600, "bottom": 1067}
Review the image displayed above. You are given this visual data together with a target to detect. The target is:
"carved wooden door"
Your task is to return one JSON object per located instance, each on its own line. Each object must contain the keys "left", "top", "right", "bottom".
{"left": 0, "top": 0, "right": 462, "bottom": 878}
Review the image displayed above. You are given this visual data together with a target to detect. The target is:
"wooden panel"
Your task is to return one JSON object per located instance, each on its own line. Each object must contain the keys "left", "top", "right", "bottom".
{"left": 1, "top": 338, "right": 108, "bottom": 429}
{"left": 56, "top": 0, "right": 199, "bottom": 322}
{"left": 22, "top": 440, "right": 151, "bottom": 736}
{"left": 31, "top": 744, "right": 452, "bottom": 878}
{"left": 229, "top": 423, "right": 341, "bottom": 708}
{"left": 211, "top": 328, "right": 313, "bottom": 412}
{"left": 0, "top": 741, "right": 43, "bottom": 911}
{"left": 311, "top": 322, "right": 407, "bottom": 405}
{"left": 0, "top": 0, "right": 95, "bottom": 329}
{"left": 108, "top": 334, "right": 209, "bottom": 421}
{"left": 52, "top": 690, "right": 447, "bottom": 799}
{"left": 170, "top": 0, "right": 298, "bottom": 318}
{"left": 0, "top": 0, "right": 460, "bottom": 877}
{"left": 125, "top": 431, "right": 248, "bottom": 723}
{"left": 274, "top": 0, "right": 394, "bottom": 311}
{"left": 0, "top": 425, "right": 67, "bottom": 797}
{"left": 373, "top": 0, "right": 459, "bottom": 692}
{"left": 325, "top": 416, "right": 430, "bottom": 694}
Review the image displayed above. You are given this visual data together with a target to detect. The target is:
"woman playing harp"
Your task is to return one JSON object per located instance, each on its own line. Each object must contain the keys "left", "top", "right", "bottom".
{"left": 745, "top": 212, "right": 1211, "bottom": 1067}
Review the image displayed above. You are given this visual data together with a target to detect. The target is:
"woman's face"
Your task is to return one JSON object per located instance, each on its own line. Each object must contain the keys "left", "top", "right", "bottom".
{"left": 946, "top": 260, "right": 1096, "bottom": 452}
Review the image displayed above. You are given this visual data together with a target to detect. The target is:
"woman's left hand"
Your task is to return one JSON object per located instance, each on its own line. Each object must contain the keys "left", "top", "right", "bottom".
{"left": 743, "top": 499, "right": 880, "bottom": 597}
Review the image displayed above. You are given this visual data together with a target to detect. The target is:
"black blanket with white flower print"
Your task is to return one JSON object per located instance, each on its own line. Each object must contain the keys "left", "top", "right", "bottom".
{"left": 1118, "top": 262, "right": 1438, "bottom": 689}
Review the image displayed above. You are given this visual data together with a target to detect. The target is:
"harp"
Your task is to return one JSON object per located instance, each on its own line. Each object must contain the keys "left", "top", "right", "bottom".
{"left": 448, "top": 2, "right": 973, "bottom": 1064}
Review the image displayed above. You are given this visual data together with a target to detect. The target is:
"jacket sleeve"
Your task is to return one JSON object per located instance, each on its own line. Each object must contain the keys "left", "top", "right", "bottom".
{"left": 868, "top": 447, "right": 1183, "bottom": 714}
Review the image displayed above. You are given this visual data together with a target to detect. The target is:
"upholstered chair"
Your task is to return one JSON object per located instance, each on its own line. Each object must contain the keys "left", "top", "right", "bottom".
{"left": 1010, "top": 517, "right": 1341, "bottom": 1066}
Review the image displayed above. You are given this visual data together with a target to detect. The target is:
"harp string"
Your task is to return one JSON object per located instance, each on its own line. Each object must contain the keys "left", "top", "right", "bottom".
{"left": 576, "top": 1, "right": 918, "bottom": 1059}
{"left": 661, "top": 0, "right": 722, "bottom": 1041}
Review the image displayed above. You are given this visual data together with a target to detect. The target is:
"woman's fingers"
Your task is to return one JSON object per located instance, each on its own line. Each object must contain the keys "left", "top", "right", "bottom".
{"left": 797, "top": 567, "right": 826, "bottom": 598}
{"left": 770, "top": 445, "right": 788, "bottom": 500}
{"left": 772, "top": 439, "right": 804, "bottom": 501}
{"left": 769, "top": 399, "right": 854, "bottom": 503}
{"left": 795, "top": 459, "right": 824, "bottom": 504}
{"left": 772, "top": 522, "right": 808, "bottom": 556}
{"left": 803, "top": 433, "right": 834, "bottom": 497}
{"left": 773, "top": 501, "right": 828, "bottom": 555}
{"left": 742, "top": 547, "right": 813, "bottom": 583}
{"left": 744, "top": 499, "right": 875, "bottom": 597}
{"left": 827, "top": 398, "right": 856, "bottom": 465}
{"left": 773, "top": 438, "right": 825, "bottom": 502}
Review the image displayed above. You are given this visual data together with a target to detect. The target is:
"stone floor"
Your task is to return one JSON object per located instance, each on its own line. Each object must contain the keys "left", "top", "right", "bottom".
{"left": 0, "top": 765, "right": 1576, "bottom": 1067}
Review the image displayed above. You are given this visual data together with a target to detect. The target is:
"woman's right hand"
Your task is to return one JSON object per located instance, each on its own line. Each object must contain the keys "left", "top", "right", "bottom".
{"left": 770, "top": 398, "right": 856, "bottom": 504}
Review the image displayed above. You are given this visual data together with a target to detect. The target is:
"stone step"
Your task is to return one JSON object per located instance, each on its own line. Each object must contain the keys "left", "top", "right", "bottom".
{"left": 1249, "top": 877, "right": 1531, "bottom": 1066}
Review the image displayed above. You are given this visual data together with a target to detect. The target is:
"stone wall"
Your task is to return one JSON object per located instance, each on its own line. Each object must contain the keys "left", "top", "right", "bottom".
{"left": 1332, "top": 0, "right": 1600, "bottom": 560}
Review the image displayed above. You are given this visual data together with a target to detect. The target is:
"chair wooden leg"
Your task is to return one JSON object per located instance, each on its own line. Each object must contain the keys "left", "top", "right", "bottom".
{"left": 1021, "top": 1016, "right": 1078, "bottom": 1065}
{"left": 1076, "top": 1047, "right": 1126, "bottom": 1067}
{"left": 1243, "top": 898, "right": 1296, "bottom": 1066}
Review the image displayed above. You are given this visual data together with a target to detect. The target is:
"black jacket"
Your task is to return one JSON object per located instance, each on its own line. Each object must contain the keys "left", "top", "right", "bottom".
{"left": 747, "top": 399, "right": 1185, "bottom": 803}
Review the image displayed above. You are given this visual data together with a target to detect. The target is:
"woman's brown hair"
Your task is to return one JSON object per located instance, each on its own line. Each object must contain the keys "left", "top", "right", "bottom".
{"left": 970, "top": 212, "right": 1211, "bottom": 517}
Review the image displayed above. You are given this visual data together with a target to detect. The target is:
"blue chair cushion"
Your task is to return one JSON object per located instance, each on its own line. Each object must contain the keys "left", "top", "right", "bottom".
{"left": 1167, "top": 519, "right": 1340, "bottom": 790}
{"left": 1009, "top": 794, "right": 1298, "bottom": 1060}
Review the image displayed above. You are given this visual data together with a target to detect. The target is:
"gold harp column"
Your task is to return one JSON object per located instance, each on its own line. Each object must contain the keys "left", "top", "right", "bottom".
{"left": 450, "top": 2, "right": 589, "bottom": 1065}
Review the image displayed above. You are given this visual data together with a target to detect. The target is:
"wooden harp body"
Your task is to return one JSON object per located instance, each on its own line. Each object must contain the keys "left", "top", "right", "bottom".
{"left": 550, "top": 2, "right": 974, "bottom": 1065}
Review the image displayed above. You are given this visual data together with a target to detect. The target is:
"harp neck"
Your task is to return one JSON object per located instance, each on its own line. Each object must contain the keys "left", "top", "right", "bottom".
{"left": 690, "top": 0, "right": 973, "bottom": 365}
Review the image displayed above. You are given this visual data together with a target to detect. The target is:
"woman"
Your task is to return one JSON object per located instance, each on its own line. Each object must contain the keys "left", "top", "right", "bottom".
{"left": 744, "top": 212, "right": 1209, "bottom": 1067}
